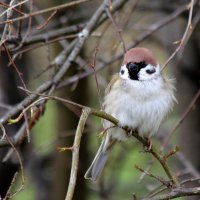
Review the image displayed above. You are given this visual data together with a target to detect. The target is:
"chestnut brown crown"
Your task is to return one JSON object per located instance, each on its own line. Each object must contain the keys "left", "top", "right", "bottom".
{"left": 123, "top": 47, "right": 157, "bottom": 67}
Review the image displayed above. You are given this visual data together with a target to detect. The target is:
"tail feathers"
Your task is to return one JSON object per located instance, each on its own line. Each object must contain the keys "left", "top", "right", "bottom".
{"left": 85, "top": 135, "right": 116, "bottom": 181}
{"left": 84, "top": 151, "right": 109, "bottom": 181}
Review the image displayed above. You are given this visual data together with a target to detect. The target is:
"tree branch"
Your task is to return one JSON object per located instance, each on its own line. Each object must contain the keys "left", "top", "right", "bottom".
{"left": 0, "top": 0, "right": 92, "bottom": 25}
{"left": 65, "top": 108, "right": 91, "bottom": 200}
{"left": 142, "top": 187, "right": 200, "bottom": 200}
{"left": 0, "top": 0, "right": 126, "bottom": 124}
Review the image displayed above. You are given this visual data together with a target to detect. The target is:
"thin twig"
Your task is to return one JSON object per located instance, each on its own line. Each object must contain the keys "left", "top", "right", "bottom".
{"left": 11, "top": 33, "right": 78, "bottom": 56}
{"left": 106, "top": 5, "right": 126, "bottom": 53}
{"left": 176, "top": 152, "right": 200, "bottom": 178}
{"left": 135, "top": 164, "right": 171, "bottom": 187}
{"left": 181, "top": 177, "right": 200, "bottom": 185}
{"left": 36, "top": 10, "right": 57, "bottom": 30}
{"left": 13, "top": 0, "right": 34, "bottom": 51}
{"left": 90, "top": 46, "right": 103, "bottom": 109}
{"left": 142, "top": 187, "right": 200, "bottom": 200}
{"left": 7, "top": 97, "right": 47, "bottom": 124}
{"left": 0, "top": 0, "right": 92, "bottom": 25}
{"left": 138, "top": 160, "right": 154, "bottom": 183}
{"left": 0, "top": 1, "right": 25, "bottom": 16}
{"left": 65, "top": 108, "right": 90, "bottom": 200}
{"left": 0, "top": 0, "right": 16, "bottom": 48}
{"left": 178, "top": 8, "right": 200, "bottom": 56}
{"left": 0, "top": 123, "right": 6, "bottom": 141}
{"left": 161, "top": 0, "right": 195, "bottom": 70}
{"left": 2, "top": 43, "right": 27, "bottom": 91}
{"left": 0, "top": 124, "right": 25, "bottom": 196}
{"left": 0, "top": 102, "right": 13, "bottom": 110}
{"left": 161, "top": 88, "right": 200, "bottom": 149}
{"left": 4, "top": 172, "right": 19, "bottom": 199}
{"left": 0, "top": 0, "right": 28, "bottom": 18}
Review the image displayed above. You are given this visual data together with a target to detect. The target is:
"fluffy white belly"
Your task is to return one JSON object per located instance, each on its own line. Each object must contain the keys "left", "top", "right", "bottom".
{"left": 103, "top": 79, "right": 173, "bottom": 140}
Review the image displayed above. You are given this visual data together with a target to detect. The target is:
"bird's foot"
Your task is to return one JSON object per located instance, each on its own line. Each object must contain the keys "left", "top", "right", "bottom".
{"left": 126, "top": 128, "right": 136, "bottom": 137}
{"left": 143, "top": 136, "right": 152, "bottom": 152}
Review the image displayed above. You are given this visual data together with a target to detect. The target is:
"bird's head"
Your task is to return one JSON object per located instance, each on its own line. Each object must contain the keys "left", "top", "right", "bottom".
{"left": 120, "top": 47, "right": 160, "bottom": 81}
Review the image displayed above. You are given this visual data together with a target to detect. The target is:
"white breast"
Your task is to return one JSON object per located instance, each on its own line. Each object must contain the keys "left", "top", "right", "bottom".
{"left": 103, "top": 76, "right": 175, "bottom": 141}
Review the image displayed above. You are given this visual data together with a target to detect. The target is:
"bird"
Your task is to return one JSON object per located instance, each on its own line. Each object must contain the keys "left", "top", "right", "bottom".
{"left": 84, "top": 47, "right": 176, "bottom": 181}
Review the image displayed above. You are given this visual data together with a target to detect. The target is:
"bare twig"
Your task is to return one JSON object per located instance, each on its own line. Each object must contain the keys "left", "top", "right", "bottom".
{"left": 0, "top": 123, "right": 6, "bottom": 141}
{"left": 0, "top": 1, "right": 25, "bottom": 16}
{"left": 0, "top": 102, "right": 13, "bottom": 110}
{"left": 142, "top": 187, "right": 200, "bottom": 200}
{"left": 162, "top": 88, "right": 200, "bottom": 149}
{"left": 161, "top": 0, "right": 195, "bottom": 70}
{"left": 135, "top": 164, "right": 171, "bottom": 187}
{"left": 138, "top": 160, "right": 154, "bottom": 183}
{"left": 4, "top": 172, "right": 19, "bottom": 199}
{"left": 0, "top": 124, "right": 25, "bottom": 196}
{"left": 0, "top": 0, "right": 92, "bottom": 25}
{"left": 65, "top": 108, "right": 90, "bottom": 200}
{"left": 2, "top": 43, "right": 27, "bottom": 91}
{"left": 0, "top": 0, "right": 28, "bottom": 18}
{"left": 18, "top": 24, "right": 84, "bottom": 45}
{"left": 36, "top": 10, "right": 57, "bottom": 30}
{"left": 11, "top": 33, "right": 78, "bottom": 56}
{"left": 181, "top": 177, "right": 200, "bottom": 185}
{"left": 176, "top": 152, "right": 200, "bottom": 178}
{"left": 0, "top": 0, "right": 16, "bottom": 48}
{"left": 106, "top": 5, "right": 126, "bottom": 53}
{"left": 90, "top": 46, "right": 103, "bottom": 109}
{"left": 178, "top": 8, "right": 200, "bottom": 56}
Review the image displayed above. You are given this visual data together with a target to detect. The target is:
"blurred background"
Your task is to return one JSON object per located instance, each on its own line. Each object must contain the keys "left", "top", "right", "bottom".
{"left": 0, "top": 0, "right": 200, "bottom": 199}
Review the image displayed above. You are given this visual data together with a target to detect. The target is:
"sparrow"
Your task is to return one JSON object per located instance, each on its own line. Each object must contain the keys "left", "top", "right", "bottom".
{"left": 84, "top": 47, "right": 176, "bottom": 181}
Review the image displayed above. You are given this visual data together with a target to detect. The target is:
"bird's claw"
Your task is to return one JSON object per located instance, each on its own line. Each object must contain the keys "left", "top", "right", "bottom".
{"left": 126, "top": 128, "right": 136, "bottom": 137}
{"left": 143, "top": 137, "right": 152, "bottom": 152}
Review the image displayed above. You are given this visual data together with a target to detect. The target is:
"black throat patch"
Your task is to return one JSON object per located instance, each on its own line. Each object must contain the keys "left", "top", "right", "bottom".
{"left": 126, "top": 62, "right": 147, "bottom": 81}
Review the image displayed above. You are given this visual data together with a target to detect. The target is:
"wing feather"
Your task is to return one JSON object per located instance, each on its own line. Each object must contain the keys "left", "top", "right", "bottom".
{"left": 105, "top": 74, "right": 120, "bottom": 95}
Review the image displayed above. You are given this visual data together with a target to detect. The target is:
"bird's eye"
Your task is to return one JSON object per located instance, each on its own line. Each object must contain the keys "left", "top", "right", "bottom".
{"left": 146, "top": 68, "right": 156, "bottom": 74}
{"left": 126, "top": 62, "right": 139, "bottom": 72}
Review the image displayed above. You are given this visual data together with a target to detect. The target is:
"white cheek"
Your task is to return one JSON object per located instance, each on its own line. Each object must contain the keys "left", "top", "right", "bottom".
{"left": 139, "top": 64, "right": 160, "bottom": 81}
{"left": 119, "top": 64, "right": 129, "bottom": 80}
